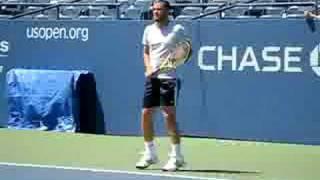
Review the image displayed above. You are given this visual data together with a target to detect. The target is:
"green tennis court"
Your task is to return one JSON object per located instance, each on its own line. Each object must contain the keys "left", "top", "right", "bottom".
{"left": 0, "top": 129, "right": 319, "bottom": 180}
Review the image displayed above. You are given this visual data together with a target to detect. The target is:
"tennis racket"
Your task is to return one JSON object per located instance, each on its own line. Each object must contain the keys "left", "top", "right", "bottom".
{"left": 149, "top": 39, "right": 192, "bottom": 77}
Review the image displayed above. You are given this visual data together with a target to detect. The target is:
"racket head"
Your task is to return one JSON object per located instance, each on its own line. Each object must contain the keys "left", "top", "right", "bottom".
{"left": 158, "top": 39, "right": 192, "bottom": 74}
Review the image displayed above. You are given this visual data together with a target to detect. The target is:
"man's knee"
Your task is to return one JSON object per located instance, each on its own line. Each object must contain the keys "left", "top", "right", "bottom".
{"left": 161, "top": 107, "right": 176, "bottom": 119}
{"left": 142, "top": 108, "right": 154, "bottom": 116}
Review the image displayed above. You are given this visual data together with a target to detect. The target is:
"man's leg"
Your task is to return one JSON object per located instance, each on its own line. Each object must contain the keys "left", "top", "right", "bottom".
{"left": 159, "top": 78, "right": 185, "bottom": 171}
{"left": 141, "top": 107, "right": 158, "bottom": 157}
{"left": 161, "top": 106, "right": 185, "bottom": 171}
{"left": 162, "top": 106, "right": 180, "bottom": 144}
{"left": 136, "top": 78, "right": 159, "bottom": 169}
{"left": 136, "top": 107, "right": 159, "bottom": 169}
{"left": 142, "top": 108, "right": 155, "bottom": 142}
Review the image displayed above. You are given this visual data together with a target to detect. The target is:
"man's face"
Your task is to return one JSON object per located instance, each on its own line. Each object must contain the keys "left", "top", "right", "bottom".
{"left": 152, "top": 2, "right": 169, "bottom": 22}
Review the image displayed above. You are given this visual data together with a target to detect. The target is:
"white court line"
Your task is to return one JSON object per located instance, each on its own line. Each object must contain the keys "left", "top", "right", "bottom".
{"left": 0, "top": 162, "right": 230, "bottom": 180}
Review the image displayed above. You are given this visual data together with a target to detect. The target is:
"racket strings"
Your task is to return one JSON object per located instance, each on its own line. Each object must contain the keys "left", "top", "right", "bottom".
{"left": 158, "top": 40, "right": 191, "bottom": 74}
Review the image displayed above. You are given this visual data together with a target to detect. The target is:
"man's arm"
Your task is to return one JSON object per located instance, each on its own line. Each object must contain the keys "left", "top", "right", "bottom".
{"left": 144, "top": 45, "right": 153, "bottom": 77}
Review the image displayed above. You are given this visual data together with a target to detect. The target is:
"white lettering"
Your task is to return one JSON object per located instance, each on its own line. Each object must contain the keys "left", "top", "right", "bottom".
{"left": 53, "top": 27, "right": 60, "bottom": 39}
{"left": 45, "top": 28, "right": 53, "bottom": 40}
{"left": 0, "top": 41, "right": 9, "bottom": 53}
{"left": 198, "top": 45, "right": 304, "bottom": 74}
{"left": 198, "top": 46, "right": 216, "bottom": 71}
{"left": 238, "top": 46, "right": 260, "bottom": 71}
{"left": 262, "top": 46, "right": 281, "bottom": 72}
{"left": 61, "top": 28, "right": 68, "bottom": 39}
{"left": 26, "top": 28, "right": 32, "bottom": 39}
{"left": 34, "top": 27, "right": 39, "bottom": 38}
{"left": 284, "top": 47, "right": 303, "bottom": 72}
{"left": 39, "top": 27, "right": 46, "bottom": 39}
{"left": 25, "top": 27, "right": 89, "bottom": 42}
{"left": 217, "top": 46, "right": 237, "bottom": 71}
{"left": 81, "top": 28, "right": 89, "bottom": 42}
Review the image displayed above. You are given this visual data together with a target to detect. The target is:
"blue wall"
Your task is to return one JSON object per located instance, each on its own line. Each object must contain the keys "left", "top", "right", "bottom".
{"left": 0, "top": 19, "right": 319, "bottom": 145}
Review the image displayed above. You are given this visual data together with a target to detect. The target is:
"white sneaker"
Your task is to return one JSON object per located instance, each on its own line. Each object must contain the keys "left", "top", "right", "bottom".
{"left": 135, "top": 152, "right": 159, "bottom": 169}
{"left": 162, "top": 155, "right": 186, "bottom": 172}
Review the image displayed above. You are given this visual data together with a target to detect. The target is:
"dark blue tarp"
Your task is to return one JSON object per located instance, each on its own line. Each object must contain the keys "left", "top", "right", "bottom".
{"left": 6, "top": 69, "right": 88, "bottom": 132}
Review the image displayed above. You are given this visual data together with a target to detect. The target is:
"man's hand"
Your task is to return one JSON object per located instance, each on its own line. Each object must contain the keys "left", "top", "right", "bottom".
{"left": 145, "top": 66, "right": 154, "bottom": 77}
{"left": 173, "top": 24, "right": 184, "bottom": 33}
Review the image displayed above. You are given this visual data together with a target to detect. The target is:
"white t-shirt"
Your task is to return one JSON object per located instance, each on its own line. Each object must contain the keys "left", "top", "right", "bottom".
{"left": 142, "top": 22, "right": 186, "bottom": 79}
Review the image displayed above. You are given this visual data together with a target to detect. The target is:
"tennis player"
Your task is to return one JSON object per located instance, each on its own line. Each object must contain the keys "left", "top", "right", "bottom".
{"left": 135, "top": 0, "right": 187, "bottom": 172}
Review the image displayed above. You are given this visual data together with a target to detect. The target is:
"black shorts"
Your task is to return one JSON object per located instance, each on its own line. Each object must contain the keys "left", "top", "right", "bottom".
{"left": 143, "top": 78, "right": 178, "bottom": 108}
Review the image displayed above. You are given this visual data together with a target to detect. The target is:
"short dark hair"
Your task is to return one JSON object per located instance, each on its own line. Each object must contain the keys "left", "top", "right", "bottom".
{"left": 152, "top": 0, "right": 171, "bottom": 9}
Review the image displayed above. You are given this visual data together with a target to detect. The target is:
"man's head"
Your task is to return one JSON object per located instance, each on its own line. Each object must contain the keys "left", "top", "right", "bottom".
{"left": 152, "top": 0, "right": 170, "bottom": 23}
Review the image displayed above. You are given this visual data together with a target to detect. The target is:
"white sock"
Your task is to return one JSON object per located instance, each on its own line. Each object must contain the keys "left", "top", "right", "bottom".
{"left": 144, "top": 141, "right": 156, "bottom": 156}
{"left": 171, "top": 143, "right": 182, "bottom": 158}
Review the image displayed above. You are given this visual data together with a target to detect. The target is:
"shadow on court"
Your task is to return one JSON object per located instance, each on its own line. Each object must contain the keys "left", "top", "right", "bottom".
{"left": 147, "top": 168, "right": 260, "bottom": 174}
{"left": 178, "top": 169, "right": 261, "bottom": 174}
